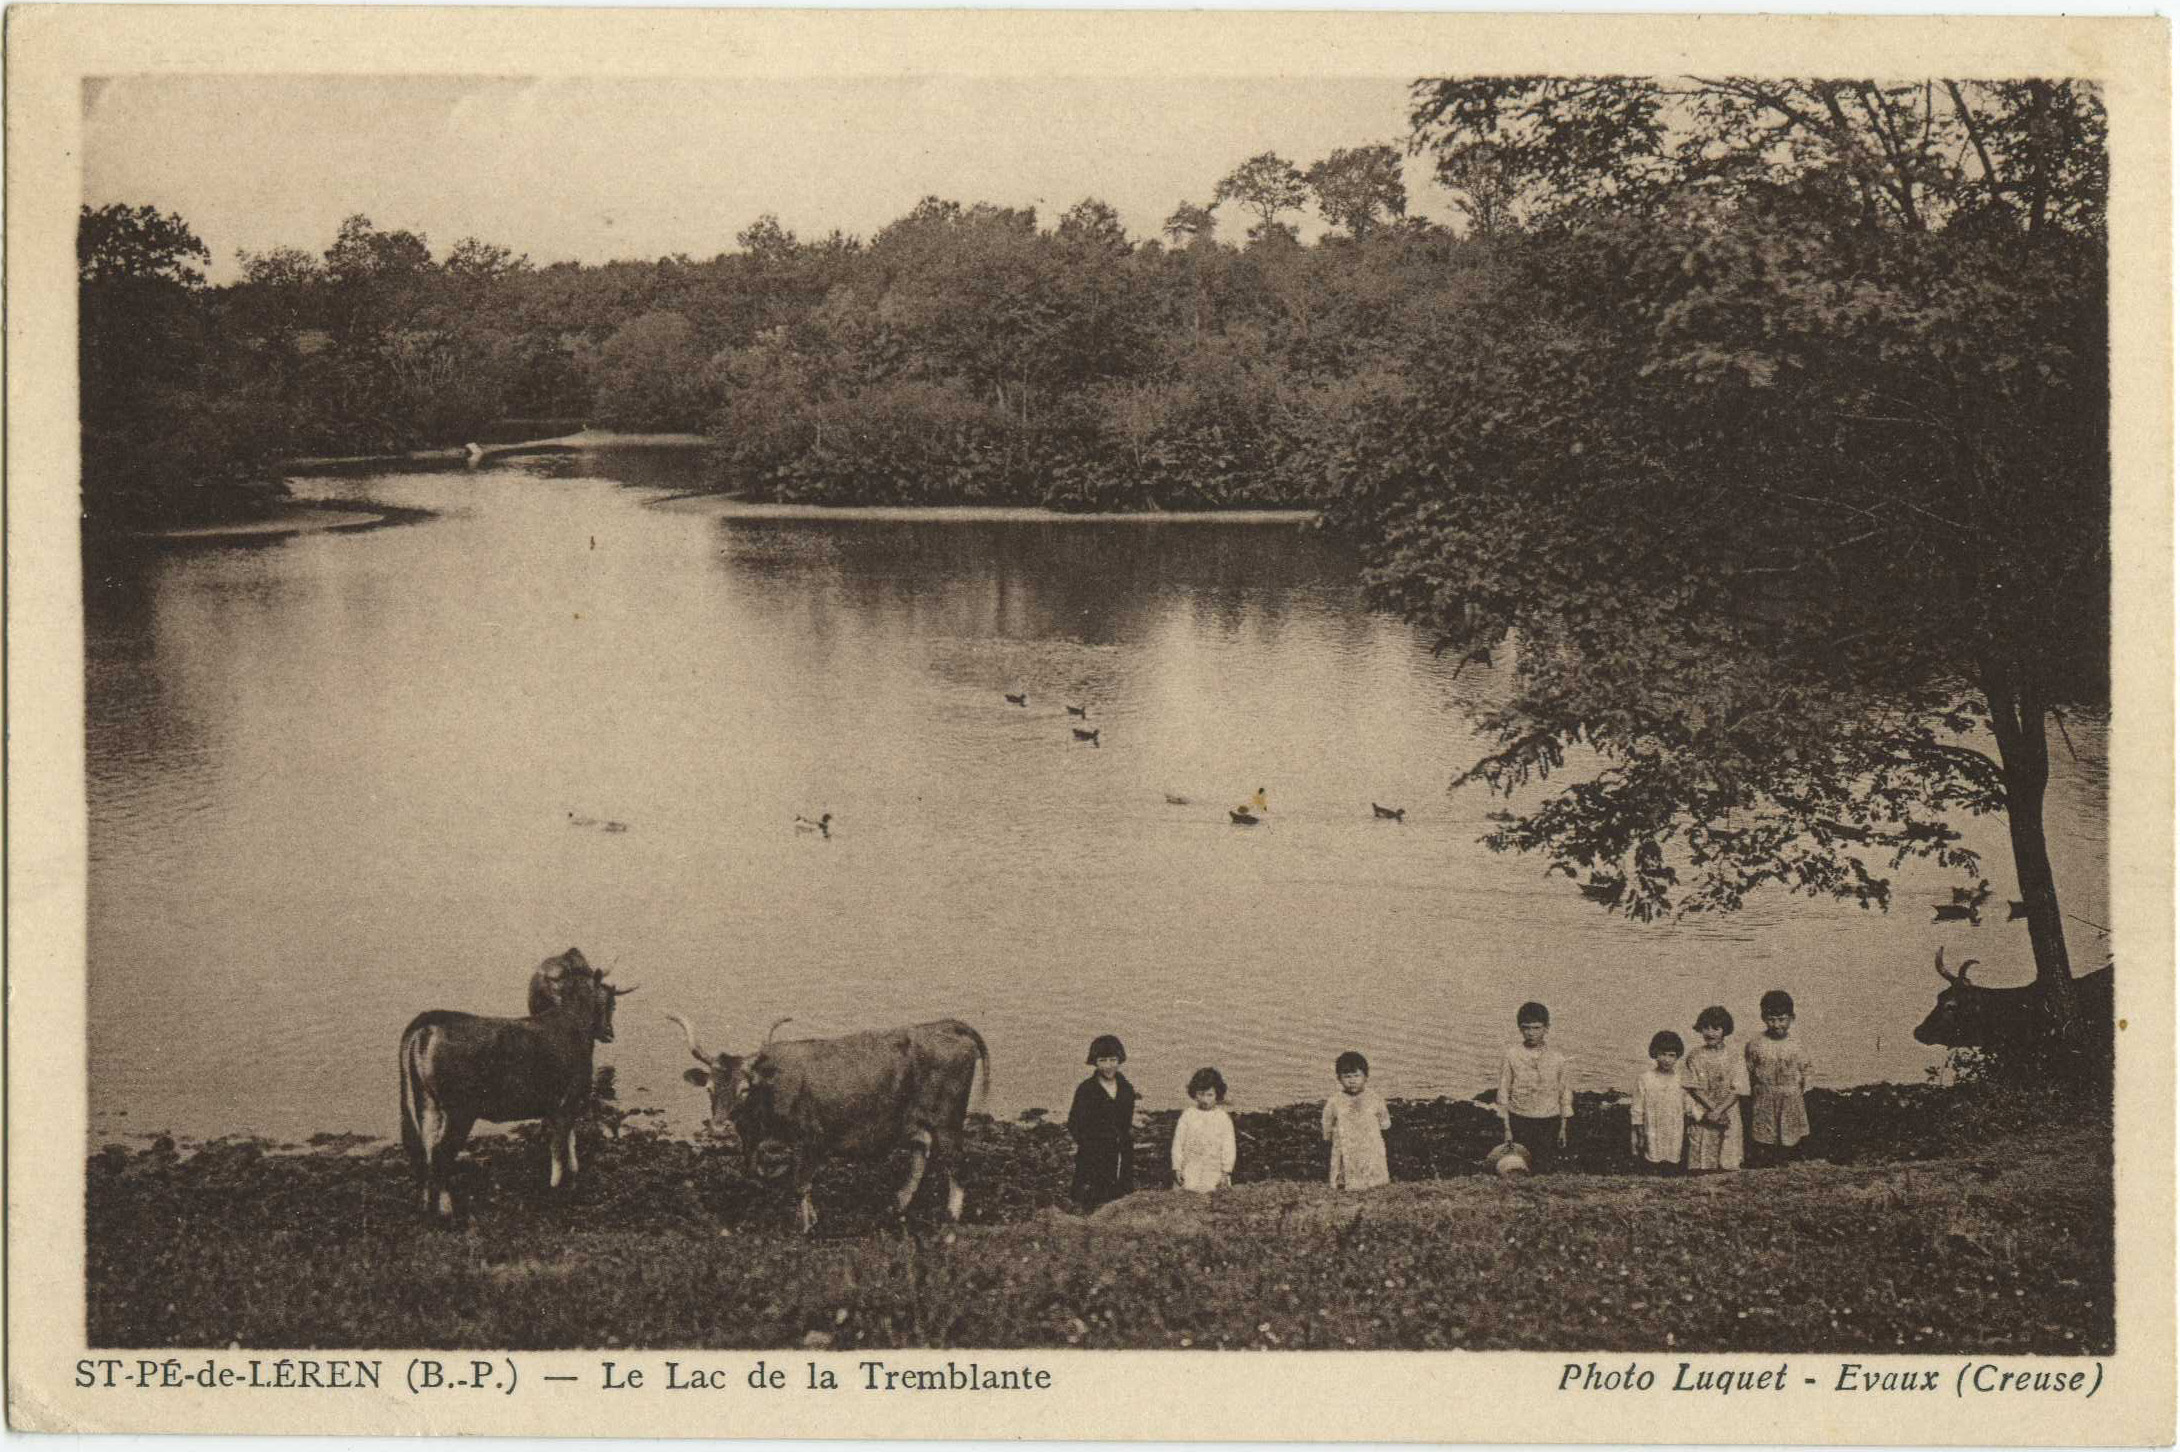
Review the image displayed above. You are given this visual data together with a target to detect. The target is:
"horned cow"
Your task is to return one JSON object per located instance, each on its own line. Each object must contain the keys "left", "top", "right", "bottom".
{"left": 1914, "top": 948, "right": 2114, "bottom": 1061}
{"left": 669, "top": 1013, "right": 989, "bottom": 1234}
{"left": 398, "top": 948, "right": 636, "bottom": 1222}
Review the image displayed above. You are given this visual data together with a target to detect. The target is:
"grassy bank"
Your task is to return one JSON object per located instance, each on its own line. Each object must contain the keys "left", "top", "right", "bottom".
{"left": 89, "top": 1083, "right": 2111, "bottom": 1352}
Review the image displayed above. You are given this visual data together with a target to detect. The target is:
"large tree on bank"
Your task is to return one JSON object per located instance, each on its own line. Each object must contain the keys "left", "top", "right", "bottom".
{"left": 79, "top": 204, "right": 287, "bottom": 530}
{"left": 1329, "top": 78, "right": 2109, "bottom": 1045}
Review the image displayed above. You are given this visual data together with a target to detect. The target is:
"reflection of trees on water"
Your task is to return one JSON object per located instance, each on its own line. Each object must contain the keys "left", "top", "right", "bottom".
{"left": 715, "top": 518, "right": 1358, "bottom": 649}
{"left": 84, "top": 554, "right": 216, "bottom": 866}
{"left": 521, "top": 446, "right": 700, "bottom": 492}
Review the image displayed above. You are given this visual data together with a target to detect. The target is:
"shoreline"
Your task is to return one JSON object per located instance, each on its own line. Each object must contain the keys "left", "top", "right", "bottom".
{"left": 649, "top": 496, "right": 1321, "bottom": 525}
{"left": 281, "top": 428, "right": 711, "bottom": 471}
{"left": 85, "top": 1077, "right": 2022, "bottom": 1166}
{"left": 127, "top": 431, "right": 1321, "bottom": 532}
{"left": 108, "top": 498, "right": 437, "bottom": 547}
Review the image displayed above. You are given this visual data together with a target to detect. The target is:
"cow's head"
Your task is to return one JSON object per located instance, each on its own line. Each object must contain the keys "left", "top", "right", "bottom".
{"left": 531, "top": 947, "right": 636, "bottom": 1042}
{"left": 1913, "top": 947, "right": 1998, "bottom": 1048}
{"left": 667, "top": 1013, "right": 791, "bottom": 1161}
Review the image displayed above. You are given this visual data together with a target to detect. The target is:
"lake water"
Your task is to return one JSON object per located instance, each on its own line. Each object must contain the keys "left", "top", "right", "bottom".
{"left": 84, "top": 446, "right": 2111, "bottom": 1144}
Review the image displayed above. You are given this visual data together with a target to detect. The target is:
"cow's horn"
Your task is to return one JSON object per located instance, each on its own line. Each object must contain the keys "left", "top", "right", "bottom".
{"left": 1955, "top": 958, "right": 1979, "bottom": 984}
{"left": 764, "top": 1016, "right": 794, "bottom": 1044}
{"left": 666, "top": 1012, "right": 712, "bottom": 1064}
{"left": 610, "top": 983, "right": 640, "bottom": 996}
{"left": 1935, "top": 947, "right": 1958, "bottom": 983}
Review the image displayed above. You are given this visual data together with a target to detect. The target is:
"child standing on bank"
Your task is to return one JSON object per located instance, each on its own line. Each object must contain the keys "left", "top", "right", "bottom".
{"left": 1682, "top": 1006, "right": 1749, "bottom": 1172}
{"left": 1171, "top": 1067, "right": 1237, "bottom": 1193}
{"left": 1321, "top": 1051, "right": 1392, "bottom": 1189}
{"left": 1068, "top": 1034, "right": 1138, "bottom": 1211}
{"left": 1497, "top": 1002, "right": 1573, "bottom": 1172}
{"left": 1628, "top": 1031, "right": 1687, "bottom": 1174}
{"left": 1745, "top": 990, "right": 1813, "bottom": 1167}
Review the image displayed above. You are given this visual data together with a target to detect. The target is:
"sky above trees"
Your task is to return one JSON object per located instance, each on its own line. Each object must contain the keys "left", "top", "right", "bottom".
{"left": 83, "top": 75, "right": 1449, "bottom": 283}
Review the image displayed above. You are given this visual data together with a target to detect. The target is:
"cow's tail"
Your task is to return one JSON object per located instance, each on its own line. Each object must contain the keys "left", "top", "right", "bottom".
{"left": 398, "top": 1017, "right": 432, "bottom": 1181}
{"left": 962, "top": 1022, "right": 992, "bottom": 1115}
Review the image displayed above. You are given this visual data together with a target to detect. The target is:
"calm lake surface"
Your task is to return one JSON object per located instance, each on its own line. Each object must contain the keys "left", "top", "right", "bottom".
{"left": 85, "top": 447, "right": 2111, "bottom": 1143}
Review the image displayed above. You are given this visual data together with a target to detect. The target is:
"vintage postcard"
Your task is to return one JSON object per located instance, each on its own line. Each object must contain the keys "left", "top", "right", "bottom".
{"left": 6, "top": 6, "right": 2173, "bottom": 1443}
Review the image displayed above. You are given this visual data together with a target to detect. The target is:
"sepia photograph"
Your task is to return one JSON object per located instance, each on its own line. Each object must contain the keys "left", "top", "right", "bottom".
{"left": 7, "top": 7, "right": 2172, "bottom": 1443}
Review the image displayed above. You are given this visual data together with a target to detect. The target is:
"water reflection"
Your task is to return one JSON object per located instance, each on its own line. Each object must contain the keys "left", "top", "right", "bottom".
{"left": 83, "top": 451, "right": 2111, "bottom": 1143}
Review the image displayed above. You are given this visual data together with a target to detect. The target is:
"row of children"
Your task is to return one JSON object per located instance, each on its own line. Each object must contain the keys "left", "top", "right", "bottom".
{"left": 1508, "top": 994, "right": 1812, "bottom": 1175}
{"left": 1064, "top": 992, "right": 1813, "bottom": 1207}
{"left": 1066, "top": 1034, "right": 1394, "bottom": 1209}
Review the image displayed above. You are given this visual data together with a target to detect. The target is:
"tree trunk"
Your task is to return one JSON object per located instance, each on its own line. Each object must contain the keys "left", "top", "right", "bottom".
{"left": 1982, "top": 658, "right": 2080, "bottom": 1040}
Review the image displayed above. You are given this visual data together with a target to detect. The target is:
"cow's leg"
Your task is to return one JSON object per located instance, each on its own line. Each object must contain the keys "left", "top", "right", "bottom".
{"left": 896, "top": 1128, "right": 934, "bottom": 1217}
{"left": 794, "top": 1152, "right": 819, "bottom": 1235}
{"left": 548, "top": 1116, "right": 572, "bottom": 1190}
{"left": 414, "top": 1100, "right": 445, "bottom": 1215}
{"left": 928, "top": 1124, "right": 966, "bottom": 1222}
{"left": 431, "top": 1113, "right": 475, "bottom": 1224}
{"left": 415, "top": 1099, "right": 454, "bottom": 1219}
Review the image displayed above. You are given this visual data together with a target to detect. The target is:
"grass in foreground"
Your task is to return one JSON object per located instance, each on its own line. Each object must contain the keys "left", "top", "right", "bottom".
{"left": 88, "top": 1084, "right": 2112, "bottom": 1352}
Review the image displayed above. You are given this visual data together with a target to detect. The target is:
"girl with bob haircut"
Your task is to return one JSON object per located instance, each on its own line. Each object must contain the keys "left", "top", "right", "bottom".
{"left": 1746, "top": 989, "right": 1813, "bottom": 1167}
{"left": 1629, "top": 1030, "right": 1688, "bottom": 1173}
{"left": 1171, "top": 1067, "right": 1237, "bottom": 1193}
{"left": 1068, "top": 1034, "right": 1138, "bottom": 1210}
{"left": 1682, "top": 1006, "right": 1749, "bottom": 1172}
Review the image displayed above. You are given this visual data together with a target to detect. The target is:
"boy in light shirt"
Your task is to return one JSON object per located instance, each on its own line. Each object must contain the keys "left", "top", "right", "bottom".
{"left": 1496, "top": 1001, "right": 1573, "bottom": 1172}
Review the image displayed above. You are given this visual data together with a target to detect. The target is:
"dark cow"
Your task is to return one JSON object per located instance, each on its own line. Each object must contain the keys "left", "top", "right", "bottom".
{"left": 398, "top": 948, "right": 635, "bottom": 1222}
{"left": 1915, "top": 948, "right": 2114, "bottom": 1058}
{"left": 668, "top": 1013, "right": 989, "bottom": 1233}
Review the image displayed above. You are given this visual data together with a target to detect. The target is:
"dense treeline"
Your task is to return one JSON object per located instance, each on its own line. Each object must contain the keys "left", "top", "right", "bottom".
{"left": 79, "top": 142, "right": 1469, "bottom": 527}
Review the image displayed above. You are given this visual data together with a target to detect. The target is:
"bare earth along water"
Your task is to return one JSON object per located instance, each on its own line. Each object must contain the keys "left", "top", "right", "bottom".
{"left": 84, "top": 445, "right": 2109, "bottom": 1144}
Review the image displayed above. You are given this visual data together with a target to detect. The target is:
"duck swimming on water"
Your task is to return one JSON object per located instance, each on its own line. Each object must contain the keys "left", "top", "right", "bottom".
{"left": 1935, "top": 880, "right": 1991, "bottom": 924}
{"left": 1004, "top": 693, "right": 1028, "bottom": 707}
{"left": 795, "top": 813, "right": 833, "bottom": 838}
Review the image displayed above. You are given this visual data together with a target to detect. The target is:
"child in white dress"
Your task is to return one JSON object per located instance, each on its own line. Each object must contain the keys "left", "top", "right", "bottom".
{"left": 1321, "top": 1050, "right": 1392, "bottom": 1189}
{"left": 1171, "top": 1067, "right": 1237, "bottom": 1193}
{"left": 1628, "top": 1030, "right": 1687, "bottom": 1174}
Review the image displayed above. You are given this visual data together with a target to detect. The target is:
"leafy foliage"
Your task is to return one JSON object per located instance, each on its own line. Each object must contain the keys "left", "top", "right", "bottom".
{"left": 1336, "top": 77, "right": 2108, "bottom": 1029}
{"left": 1305, "top": 144, "right": 1409, "bottom": 238}
{"left": 78, "top": 205, "right": 289, "bottom": 530}
{"left": 1212, "top": 151, "right": 1310, "bottom": 235}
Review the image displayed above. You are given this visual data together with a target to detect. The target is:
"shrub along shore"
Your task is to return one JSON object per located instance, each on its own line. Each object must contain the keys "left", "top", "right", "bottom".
{"left": 89, "top": 1079, "right": 2111, "bottom": 1352}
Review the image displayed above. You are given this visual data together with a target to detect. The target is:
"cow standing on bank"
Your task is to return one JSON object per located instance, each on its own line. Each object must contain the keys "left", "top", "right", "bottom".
{"left": 669, "top": 1014, "right": 989, "bottom": 1234}
{"left": 399, "top": 948, "right": 635, "bottom": 1223}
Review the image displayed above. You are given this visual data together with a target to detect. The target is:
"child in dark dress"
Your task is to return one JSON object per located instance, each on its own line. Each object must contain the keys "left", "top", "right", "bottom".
{"left": 1068, "top": 1034, "right": 1138, "bottom": 1211}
